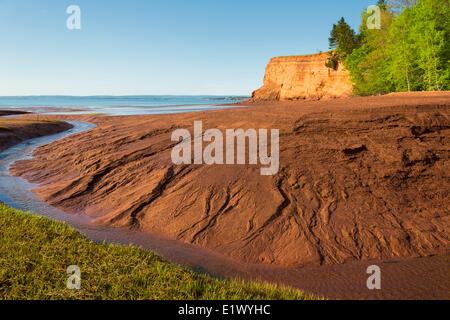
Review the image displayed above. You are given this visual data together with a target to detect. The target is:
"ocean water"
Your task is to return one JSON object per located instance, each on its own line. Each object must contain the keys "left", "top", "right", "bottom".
{"left": 0, "top": 95, "right": 249, "bottom": 116}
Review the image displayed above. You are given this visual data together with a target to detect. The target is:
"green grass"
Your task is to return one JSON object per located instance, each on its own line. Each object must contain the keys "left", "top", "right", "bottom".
{"left": 0, "top": 203, "right": 316, "bottom": 300}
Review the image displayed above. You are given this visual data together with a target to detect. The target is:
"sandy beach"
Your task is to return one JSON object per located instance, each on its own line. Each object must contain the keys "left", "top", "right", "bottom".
{"left": 5, "top": 91, "right": 449, "bottom": 299}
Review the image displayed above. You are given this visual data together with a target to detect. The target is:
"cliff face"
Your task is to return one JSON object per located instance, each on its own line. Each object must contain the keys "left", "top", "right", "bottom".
{"left": 252, "top": 52, "right": 352, "bottom": 100}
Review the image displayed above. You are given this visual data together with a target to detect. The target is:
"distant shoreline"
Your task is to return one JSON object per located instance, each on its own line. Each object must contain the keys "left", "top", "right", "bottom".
{"left": 0, "top": 95, "right": 250, "bottom": 116}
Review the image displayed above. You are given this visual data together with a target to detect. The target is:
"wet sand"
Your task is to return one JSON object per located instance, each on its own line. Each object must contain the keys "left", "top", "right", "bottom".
{"left": 7, "top": 92, "right": 450, "bottom": 299}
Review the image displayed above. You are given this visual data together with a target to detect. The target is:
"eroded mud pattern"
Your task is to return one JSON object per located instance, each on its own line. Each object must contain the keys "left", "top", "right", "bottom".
{"left": 11, "top": 93, "right": 449, "bottom": 271}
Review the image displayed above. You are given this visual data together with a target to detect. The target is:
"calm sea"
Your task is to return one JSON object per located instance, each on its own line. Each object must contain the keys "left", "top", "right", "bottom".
{"left": 0, "top": 95, "right": 249, "bottom": 116}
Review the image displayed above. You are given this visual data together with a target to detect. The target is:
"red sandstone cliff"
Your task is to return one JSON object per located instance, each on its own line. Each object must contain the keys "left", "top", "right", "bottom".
{"left": 252, "top": 52, "right": 352, "bottom": 100}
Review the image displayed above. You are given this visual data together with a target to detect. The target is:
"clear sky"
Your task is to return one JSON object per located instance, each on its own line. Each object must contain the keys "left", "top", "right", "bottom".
{"left": 0, "top": 0, "right": 375, "bottom": 96}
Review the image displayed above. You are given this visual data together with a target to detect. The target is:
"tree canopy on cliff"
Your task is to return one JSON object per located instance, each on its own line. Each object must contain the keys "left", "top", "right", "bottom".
{"left": 327, "top": 0, "right": 449, "bottom": 95}
{"left": 326, "top": 18, "right": 360, "bottom": 70}
{"left": 328, "top": 18, "right": 360, "bottom": 58}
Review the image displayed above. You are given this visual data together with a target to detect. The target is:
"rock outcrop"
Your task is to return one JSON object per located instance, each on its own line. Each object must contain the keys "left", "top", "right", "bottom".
{"left": 252, "top": 52, "right": 352, "bottom": 101}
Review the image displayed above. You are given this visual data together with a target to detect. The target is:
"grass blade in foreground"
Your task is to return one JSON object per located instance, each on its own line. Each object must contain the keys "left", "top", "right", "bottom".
{"left": 0, "top": 204, "right": 316, "bottom": 300}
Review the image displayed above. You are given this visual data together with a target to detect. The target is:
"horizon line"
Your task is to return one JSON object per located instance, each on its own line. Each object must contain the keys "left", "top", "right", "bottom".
{"left": 0, "top": 94, "right": 251, "bottom": 98}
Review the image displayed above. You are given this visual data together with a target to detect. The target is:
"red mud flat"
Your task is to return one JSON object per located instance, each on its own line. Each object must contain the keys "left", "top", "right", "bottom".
{"left": 0, "top": 110, "right": 29, "bottom": 117}
{"left": 0, "top": 113, "right": 73, "bottom": 153}
{"left": 0, "top": 106, "right": 88, "bottom": 114}
{"left": 10, "top": 92, "right": 450, "bottom": 299}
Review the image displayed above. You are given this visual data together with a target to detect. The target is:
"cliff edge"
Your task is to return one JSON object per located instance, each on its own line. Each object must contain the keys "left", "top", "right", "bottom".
{"left": 252, "top": 52, "right": 352, "bottom": 101}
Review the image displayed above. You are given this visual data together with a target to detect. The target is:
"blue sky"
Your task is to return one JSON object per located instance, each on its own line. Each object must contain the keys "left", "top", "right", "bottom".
{"left": 0, "top": 0, "right": 374, "bottom": 96}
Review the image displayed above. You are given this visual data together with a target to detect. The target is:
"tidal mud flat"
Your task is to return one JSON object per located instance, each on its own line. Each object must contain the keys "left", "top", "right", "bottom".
{"left": 0, "top": 111, "right": 73, "bottom": 153}
{"left": 6, "top": 92, "right": 450, "bottom": 299}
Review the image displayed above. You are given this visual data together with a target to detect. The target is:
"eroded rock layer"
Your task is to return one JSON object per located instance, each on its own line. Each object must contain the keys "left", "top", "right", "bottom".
{"left": 252, "top": 53, "right": 352, "bottom": 100}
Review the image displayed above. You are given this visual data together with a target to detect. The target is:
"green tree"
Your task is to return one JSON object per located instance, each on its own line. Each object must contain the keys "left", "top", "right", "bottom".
{"left": 386, "top": 0, "right": 420, "bottom": 14}
{"left": 328, "top": 17, "right": 360, "bottom": 59}
{"left": 377, "top": 0, "right": 388, "bottom": 10}
{"left": 345, "top": 0, "right": 449, "bottom": 94}
{"left": 410, "top": 0, "right": 449, "bottom": 90}
{"left": 386, "top": 7, "right": 417, "bottom": 91}
{"left": 346, "top": 6, "right": 394, "bottom": 95}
